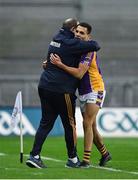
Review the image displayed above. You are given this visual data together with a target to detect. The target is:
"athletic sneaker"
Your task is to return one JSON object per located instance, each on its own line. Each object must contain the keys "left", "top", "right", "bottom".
{"left": 26, "top": 155, "right": 47, "bottom": 168}
{"left": 65, "top": 158, "right": 81, "bottom": 168}
{"left": 99, "top": 152, "right": 112, "bottom": 166}
{"left": 79, "top": 161, "right": 90, "bottom": 168}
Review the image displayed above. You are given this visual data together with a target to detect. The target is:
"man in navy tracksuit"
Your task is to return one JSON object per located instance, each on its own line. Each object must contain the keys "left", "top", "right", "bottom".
{"left": 26, "top": 18, "right": 100, "bottom": 168}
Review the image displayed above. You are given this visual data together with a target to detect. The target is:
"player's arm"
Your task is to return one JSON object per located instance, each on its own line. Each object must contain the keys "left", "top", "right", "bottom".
{"left": 50, "top": 53, "right": 89, "bottom": 79}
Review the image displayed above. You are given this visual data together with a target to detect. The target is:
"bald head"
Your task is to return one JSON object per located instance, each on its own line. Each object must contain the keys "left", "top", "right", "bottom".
{"left": 62, "top": 18, "right": 78, "bottom": 30}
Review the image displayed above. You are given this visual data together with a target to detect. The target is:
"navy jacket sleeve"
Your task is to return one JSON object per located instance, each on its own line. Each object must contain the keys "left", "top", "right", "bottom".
{"left": 63, "top": 38, "right": 100, "bottom": 54}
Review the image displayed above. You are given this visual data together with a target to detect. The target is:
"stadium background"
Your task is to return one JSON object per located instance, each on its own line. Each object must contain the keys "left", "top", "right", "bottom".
{"left": 0, "top": 0, "right": 138, "bottom": 137}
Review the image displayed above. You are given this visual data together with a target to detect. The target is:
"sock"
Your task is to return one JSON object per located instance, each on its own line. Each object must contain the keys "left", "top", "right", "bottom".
{"left": 99, "top": 144, "right": 108, "bottom": 157}
{"left": 69, "top": 156, "right": 78, "bottom": 163}
{"left": 34, "top": 155, "right": 40, "bottom": 159}
{"left": 83, "top": 150, "right": 91, "bottom": 163}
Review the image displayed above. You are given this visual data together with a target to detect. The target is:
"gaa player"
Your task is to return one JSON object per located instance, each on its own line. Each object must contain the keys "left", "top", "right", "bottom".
{"left": 50, "top": 22, "right": 111, "bottom": 168}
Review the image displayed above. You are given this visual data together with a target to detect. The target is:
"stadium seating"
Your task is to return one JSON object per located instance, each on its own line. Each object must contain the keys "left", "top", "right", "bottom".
{"left": 0, "top": 0, "right": 138, "bottom": 107}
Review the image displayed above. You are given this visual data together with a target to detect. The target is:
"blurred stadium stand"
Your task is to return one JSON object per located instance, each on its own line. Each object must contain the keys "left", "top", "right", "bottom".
{"left": 0, "top": 0, "right": 138, "bottom": 107}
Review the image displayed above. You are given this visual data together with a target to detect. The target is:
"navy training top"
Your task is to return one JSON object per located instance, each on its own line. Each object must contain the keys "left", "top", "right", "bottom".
{"left": 38, "top": 27, "right": 100, "bottom": 93}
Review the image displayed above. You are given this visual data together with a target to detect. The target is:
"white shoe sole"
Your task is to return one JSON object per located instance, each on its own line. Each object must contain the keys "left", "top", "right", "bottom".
{"left": 26, "top": 160, "right": 42, "bottom": 169}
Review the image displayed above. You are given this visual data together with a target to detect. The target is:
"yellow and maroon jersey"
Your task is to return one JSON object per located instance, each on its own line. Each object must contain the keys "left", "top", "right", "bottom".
{"left": 78, "top": 52, "right": 105, "bottom": 95}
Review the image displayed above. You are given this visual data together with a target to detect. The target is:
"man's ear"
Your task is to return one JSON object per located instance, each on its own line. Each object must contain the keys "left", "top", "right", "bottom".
{"left": 71, "top": 27, "right": 76, "bottom": 33}
{"left": 88, "top": 34, "right": 92, "bottom": 40}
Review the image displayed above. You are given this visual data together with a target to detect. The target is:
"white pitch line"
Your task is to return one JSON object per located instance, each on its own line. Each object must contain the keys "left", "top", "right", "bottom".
{"left": 1, "top": 152, "right": 138, "bottom": 176}
{"left": 92, "top": 165, "right": 138, "bottom": 175}
{"left": 41, "top": 156, "right": 65, "bottom": 163}
{"left": 0, "top": 153, "right": 64, "bottom": 163}
{"left": 24, "top": 154, "right": 65, "bottom": 163}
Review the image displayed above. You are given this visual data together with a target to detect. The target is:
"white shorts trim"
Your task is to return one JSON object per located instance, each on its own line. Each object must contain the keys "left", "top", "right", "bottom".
{"left": 79, "top": 91, "right": 106, "bottom": 113}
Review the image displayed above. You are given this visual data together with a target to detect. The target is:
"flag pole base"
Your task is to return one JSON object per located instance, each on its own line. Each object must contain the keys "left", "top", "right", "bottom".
{"left": 20, "top": 152, "right": 23, "bottom": 163}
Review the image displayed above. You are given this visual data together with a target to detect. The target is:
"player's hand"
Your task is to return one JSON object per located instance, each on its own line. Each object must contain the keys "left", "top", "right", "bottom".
{"left": 50, "top": 53, "right": 63, "bottom": 67}
{"left": 42, "top": 60, "right": 47, "bottom": 69}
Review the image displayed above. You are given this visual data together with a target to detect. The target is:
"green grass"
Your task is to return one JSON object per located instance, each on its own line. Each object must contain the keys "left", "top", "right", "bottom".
{"left": 0, "top": 136, "right": 138, "bottom": 179}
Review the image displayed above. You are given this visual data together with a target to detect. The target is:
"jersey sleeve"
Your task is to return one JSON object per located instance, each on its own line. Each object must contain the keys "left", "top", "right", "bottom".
{"left": 80, "top": 52, "right": 95, "bottom": 66}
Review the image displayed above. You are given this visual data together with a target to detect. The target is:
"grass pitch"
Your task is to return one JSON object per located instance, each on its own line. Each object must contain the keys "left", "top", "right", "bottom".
{"left": 0, "top": 136, "right": 138, "bottom": 179}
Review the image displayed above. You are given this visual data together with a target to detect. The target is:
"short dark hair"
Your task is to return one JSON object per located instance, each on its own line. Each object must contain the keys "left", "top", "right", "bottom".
{"left": 62, "top": 18, "right": 78, "bottom": 30}
{"left": 77, "top": 22, "right": 92, "bottom": 34}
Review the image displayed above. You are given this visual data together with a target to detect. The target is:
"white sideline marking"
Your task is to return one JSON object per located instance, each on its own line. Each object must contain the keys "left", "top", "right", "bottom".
{"left": 92, "top": 165, "right": 138, "bottom": 175}
{"left": 0, "top": 153, "right": 64, "bottom": 163}
{"left": 24, "top": 154, "right": 65, "bottom": 163}
{"left": 41, "top": 156, "right": 65, "bottom": 163}
{"left": 1, "top": 152, "right": 138, "bottom": 175}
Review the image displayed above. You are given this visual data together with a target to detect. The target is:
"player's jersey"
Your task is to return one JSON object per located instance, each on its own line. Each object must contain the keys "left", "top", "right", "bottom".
{"left": 78, "top": 52, "right": 105, "bottom": 95}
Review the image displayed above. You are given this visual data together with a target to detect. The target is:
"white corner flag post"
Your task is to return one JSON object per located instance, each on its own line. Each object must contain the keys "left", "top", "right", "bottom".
{"left": 11, "top": 91, "right": 23, "bottom": 163}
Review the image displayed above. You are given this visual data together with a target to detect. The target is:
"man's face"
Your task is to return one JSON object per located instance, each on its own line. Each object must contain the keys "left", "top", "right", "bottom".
{"left": 75, "top": 25, "right": 89, "bottom": 41}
